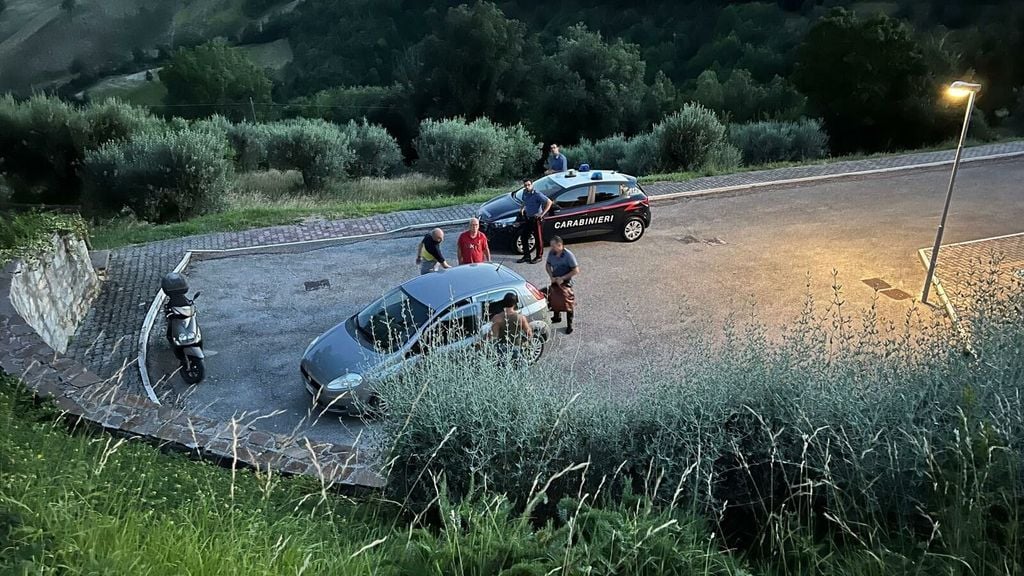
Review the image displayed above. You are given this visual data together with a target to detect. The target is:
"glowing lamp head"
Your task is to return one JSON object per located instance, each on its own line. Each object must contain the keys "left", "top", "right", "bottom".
{"left": 946, "top": 81, "right": 981, "bottom": 99}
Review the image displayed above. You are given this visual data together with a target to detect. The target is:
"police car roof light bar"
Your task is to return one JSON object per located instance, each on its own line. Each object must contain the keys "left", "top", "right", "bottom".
{"left": 579, "top": 164, "right": 590, "bottom": 172}
{"left": 591, "top": 171, "right": 603, "bottom": 180}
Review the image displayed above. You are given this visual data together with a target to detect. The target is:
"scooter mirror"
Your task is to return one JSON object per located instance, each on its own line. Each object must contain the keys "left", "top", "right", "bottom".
{"left": 193, "top": 291, "right": 201, "bottom": 299}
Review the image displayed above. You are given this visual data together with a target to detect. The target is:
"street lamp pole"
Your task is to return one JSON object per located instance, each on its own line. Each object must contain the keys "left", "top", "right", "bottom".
{"left": 921, "top": 81, "right": 981, "bottom": 304}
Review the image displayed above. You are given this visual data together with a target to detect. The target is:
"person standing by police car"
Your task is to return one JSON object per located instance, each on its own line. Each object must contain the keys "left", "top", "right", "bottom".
{"left": 545, "top": 144, "right": 568, "bottom": 175}
{"left": 518, "top": 179, "right": 552, "bottom": 264}
{"left": 545, "top": 235, "right": 579, "bottom": 334}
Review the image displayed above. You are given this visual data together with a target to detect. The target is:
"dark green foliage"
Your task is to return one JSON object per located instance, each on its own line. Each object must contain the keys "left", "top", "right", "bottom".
{"left": 793, "top": 8, "right": 954, "bottom": 153}
{"left": 286, "top": 85, "right": 417, "bottom": 156}
{"left": 0, "top": 96, "right": 163, "bottom": 205}
{"left": 161, "top": 41, "right": 273, "bottom": 122}
{"left": 242, "top": 0, "right": 280, "bottom": 18}
{"left": 411, "top": 2, "right": 537, "bottom": 126}
{"left": 415, "top": 117, "right": 537, "bottom": 192}
{"left": 653, "top": 104, "right": 730, "bottom": 173}
{"left": 82, "top": 128, "right": 231, "bottom": 222}
{"left": 344, "top": 120, "right": 404, "bottom": 178}
{"left": 691, "top": 69, "right": 806, "bottom": 123}
{"left": 729, "top": 119, "right": 828, "bottom": 165}
{"left": 265, "top": 119, "right": 354, "bottom": 189}
{"left": 0, "top": 212, "right": 87, "bottom": 265}
{"left": 530, "top": 24, "right": 663, "bottom": 143}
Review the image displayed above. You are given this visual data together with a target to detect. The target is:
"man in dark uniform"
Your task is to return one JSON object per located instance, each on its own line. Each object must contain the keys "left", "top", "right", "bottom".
{"left": 518, "top": 179, "right": 552, "bottom": 264}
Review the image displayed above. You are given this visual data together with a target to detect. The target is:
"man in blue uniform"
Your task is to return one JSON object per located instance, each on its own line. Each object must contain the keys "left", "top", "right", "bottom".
{"left": 545, "top": 143, "right": 568, "bottom": 174}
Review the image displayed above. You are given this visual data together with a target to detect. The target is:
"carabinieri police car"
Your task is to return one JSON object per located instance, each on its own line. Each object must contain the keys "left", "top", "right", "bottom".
{"left": 476, "top": 167, "right": 652, "bottom": 254}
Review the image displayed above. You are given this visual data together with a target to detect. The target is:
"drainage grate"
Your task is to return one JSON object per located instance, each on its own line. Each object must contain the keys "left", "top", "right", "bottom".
{"left": 304, "top": 279, "right": 330, "bottom": 292}
{"left": 862, "top": 278, "right": 891, "bottom": 291}
{"left": 880, "top": 288, "right": 912, "bottom": 301}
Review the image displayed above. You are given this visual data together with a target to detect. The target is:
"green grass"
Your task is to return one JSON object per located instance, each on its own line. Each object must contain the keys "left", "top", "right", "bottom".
{"left": 0, "top": 375, "right": 741, "bottom": 574}
{"left": 89, "top": 173, "right": 501, "bottom": 249}
{"left": 85, "top": 70, "right": 168, "bottom": 107}
{"left": 0, "top": 211, "right": 87, "bottom": 265}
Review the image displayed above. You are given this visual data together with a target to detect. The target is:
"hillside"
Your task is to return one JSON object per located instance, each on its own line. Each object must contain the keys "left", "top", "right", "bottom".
{"left": 0, "top": 0, "right": 290, "bottom": 93}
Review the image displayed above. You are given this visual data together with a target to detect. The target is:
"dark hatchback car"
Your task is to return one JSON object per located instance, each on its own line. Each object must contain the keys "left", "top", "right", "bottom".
{"left": 477, "top": 168, "right": 652, "bottom": 253}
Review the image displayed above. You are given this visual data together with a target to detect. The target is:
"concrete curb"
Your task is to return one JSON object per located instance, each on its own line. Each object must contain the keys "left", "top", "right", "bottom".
{"left": 649, "top": 150, "right": 1024, "bottom": 202}
{"left": 917, "top": 248, "right": 973, "bottom": 355}
{"left": 137, "top": 250, "right": 192, "bottom": 404}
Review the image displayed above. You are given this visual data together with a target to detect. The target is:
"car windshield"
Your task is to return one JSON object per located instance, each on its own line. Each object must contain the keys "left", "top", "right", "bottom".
{"left": 356, "top": 288, "right": 432, "bottom": 353}
{"left": 512, "top": 177, "right": 564, "bottom": 202}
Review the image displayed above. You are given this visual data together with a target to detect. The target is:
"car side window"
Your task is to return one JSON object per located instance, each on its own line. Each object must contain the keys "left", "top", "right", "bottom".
{"left": 479, "top": 291, "right": 511, "bottom": 323}
{"left": 555, "top": 186, "right": 591, "bottom": 209}
{"left": 594, "top": 183, "right": 624, "bottom": 203}
{"left": 423, "top": 303, "right": 480, "bottom": 348}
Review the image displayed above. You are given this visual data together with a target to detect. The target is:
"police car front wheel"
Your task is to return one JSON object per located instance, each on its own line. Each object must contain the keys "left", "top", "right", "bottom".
{"left": 513, "top": 234, "right": 536, "bottom": 255}
{"left": 621, "top": 216, "right": 646, "bottom": 242}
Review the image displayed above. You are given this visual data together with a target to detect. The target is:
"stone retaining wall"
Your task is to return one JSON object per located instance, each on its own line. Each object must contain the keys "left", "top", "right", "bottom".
{"left": 8, "top": 233, "right": 98, "bottom": 354}
{"left": 0, "top": 239, "right": 382, "bottom": 490}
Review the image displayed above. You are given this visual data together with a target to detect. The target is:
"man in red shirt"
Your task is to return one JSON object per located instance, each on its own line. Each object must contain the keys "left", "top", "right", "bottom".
{"left": 457, "top": 218, "right": 491, "bottom": 264}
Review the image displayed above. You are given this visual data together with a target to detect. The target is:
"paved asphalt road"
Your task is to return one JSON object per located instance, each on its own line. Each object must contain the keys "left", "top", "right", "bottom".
{"left": 149, "top": 158, "right": 1024, "bottom": 445}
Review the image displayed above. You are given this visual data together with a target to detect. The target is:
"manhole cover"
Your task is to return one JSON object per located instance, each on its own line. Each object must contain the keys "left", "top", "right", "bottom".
{"left": 304, "top": 279, "right": 330, "bottom": 292}
{"left": 880, "top": 288, "right": 912, "bottom": 301}
{"left": 862, "top": 278, "right": 891, "bottom": 291}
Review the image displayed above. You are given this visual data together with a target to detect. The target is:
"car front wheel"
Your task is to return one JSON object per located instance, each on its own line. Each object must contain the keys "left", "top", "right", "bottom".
{"left": 621, "top": 216, "right": 646, "bottom": 242}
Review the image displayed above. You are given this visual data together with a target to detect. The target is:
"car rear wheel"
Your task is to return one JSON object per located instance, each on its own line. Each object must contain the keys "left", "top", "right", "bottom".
{"left": 512, "top": 233, "right": 536, "bottom": 255}
{"left": 525, "top": 333, "right": 546, "bottom": 364}
{"left": 621, "top": 216, "right": 646, "bottom": 242}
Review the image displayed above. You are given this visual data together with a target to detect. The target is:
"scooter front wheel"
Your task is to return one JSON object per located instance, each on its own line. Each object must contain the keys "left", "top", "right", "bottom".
{"left": 181, "top": 356, "right": 205, "bottom": 384}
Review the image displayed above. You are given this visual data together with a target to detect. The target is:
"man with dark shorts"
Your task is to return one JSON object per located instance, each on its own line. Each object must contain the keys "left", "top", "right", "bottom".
{"left": 518, "top": 179, "right": 552, "bottom": 264}
{"left": 545, "top": 236, "right": 579, "bottom": 334}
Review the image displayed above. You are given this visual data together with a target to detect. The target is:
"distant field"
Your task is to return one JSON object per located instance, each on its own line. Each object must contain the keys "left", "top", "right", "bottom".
{"left": 238, "top": 38, "right": 293, "bottom": 76}
{"left": 84, "top": 69, "right": 167, "bottom": 106}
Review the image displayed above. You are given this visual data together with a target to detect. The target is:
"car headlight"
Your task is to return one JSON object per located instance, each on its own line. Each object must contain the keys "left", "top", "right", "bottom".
{"left": 326, "top": 373, "right": 363, "bottom": 391}
{"left": 492, "top": 216, "right": 517, "bottom": 228}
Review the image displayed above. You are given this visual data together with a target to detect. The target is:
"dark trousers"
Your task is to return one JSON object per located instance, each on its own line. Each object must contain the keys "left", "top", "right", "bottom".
{"left": 519, "top": 216, "right": 543, "bottom": 259}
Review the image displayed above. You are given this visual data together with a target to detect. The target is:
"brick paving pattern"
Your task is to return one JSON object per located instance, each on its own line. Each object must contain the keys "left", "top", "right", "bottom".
{"left": 926, "top": 233, "right": 1024, "bottom": 321}
{"left": 67, "top": 141, "right": 1024, "bottom": 396}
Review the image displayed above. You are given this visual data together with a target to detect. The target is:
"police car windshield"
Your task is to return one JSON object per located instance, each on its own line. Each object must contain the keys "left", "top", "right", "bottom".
{"left": 512, "top": 178, "right": 563, "bottom": 201}
{"left": 356, "top": 288, "right": 431, "bottom": 353}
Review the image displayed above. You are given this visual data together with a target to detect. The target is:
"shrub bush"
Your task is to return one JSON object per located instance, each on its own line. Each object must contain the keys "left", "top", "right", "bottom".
{"left": 729, "top": 119, "right": 829, "bottom": 165}
{"left": 0, "top": 96, "right": 164, "bottom": 205}
{"left": 414, "top": 118, "right": 505, "bottom": 192}
{"left": 564, "top": 134, "right": 629, "bottom": 170}
{"left": 652, "top": 103, "right": 730, "bottom": 172}
{"left": 619, "top": 131, "right": 659, "bottom": 175}
{"left": 499, "top": 123, "right": 539, "bottom": 180}
{"left": 343, "top": 120, "right": 404, "bottom": 178}
{"left": 266, "top": 119, "right": 353, "bottom": 189}
{"left": 82, "top": 128, "right": 231, "bottom": 222}
{"left": 226, "top": 122, "right": 277, "bottom": 172}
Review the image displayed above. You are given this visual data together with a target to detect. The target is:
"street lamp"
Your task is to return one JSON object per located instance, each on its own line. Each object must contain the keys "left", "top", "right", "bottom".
{"left": 921, "top": 81, "right": 982, "bottom": 304}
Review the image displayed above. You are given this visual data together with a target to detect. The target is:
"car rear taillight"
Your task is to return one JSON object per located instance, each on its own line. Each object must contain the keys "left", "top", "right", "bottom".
{"left": 526, "top": 281, "right": 545, "bottom": 301}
